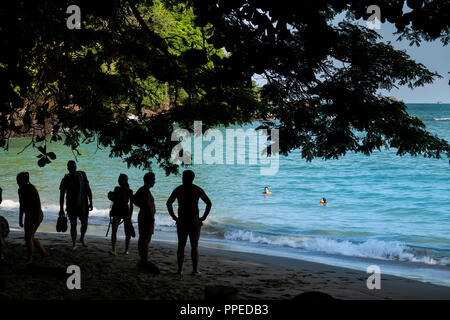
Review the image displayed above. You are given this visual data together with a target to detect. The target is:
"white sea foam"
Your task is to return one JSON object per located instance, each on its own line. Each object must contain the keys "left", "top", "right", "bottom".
{"left": 434, "top": 118, "right": 450, "bottom": 121}
{"left": 0, "top": 198, "right": 110, "bottom": 217}
{"left": 0, "top": 199, "right": 20, "bottom": 209}
{"left": 2, "top": 198, "right": 449, "bottom": 267}
{"left": 154, "top": 213, "right": 176, "bottom": 232}
{"left": 224, "top": 230, "right": 450, "bottom": 266}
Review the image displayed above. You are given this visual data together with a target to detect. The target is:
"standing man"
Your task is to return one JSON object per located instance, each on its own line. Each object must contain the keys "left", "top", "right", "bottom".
{"left": 0, "top": 186, "right": 5, "bottom": 263}
{"left": 133, "top": 172, "right": 156, "bottom": 269}
{"left": 167, "top": 170, "right": 211, "bottom": 275}
{"left": 59, "top": 160, "right": 93, "bottom": 251}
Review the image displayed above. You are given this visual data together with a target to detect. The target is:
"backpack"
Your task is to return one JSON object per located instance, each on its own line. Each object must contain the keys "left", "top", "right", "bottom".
{"left": 107, "top": 191, "right": 115, "bottom": 202}
{"left": 131, "top": 188, "right": 146, "bottom": 209}
{"left": 0, "top": 216, "right": 9, "bottom": 238}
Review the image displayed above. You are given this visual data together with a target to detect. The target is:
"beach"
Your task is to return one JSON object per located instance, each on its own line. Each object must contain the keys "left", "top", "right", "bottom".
{"left": 1, "top": 104, "right": 449, "bottom": 300}
{"left": 1, "top": 230, "right": 450, "bottom": 300}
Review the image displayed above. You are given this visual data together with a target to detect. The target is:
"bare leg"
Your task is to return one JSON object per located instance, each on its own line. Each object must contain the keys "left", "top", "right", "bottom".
{"left": 146, "top": 234, "right": 152, "bottom": 260}
{"left": 24, "top": 218, "right": 39, "bottom": 264}
{"left": 123, "top": 219, "right": 132, "bottom": 254}
{"left": 137, "top": 234, "right": 144, "bottom": 262}
{"left": 110, "top": 218, "right": 120, "bottom": 256}
{"left": 189, "top": 226, "right": 201, "bottom": 275}
{"left": 124, "top": 235, "right": 131, "bottom": 254}
{"left": 70, "top": 218, "right": 78, "bottom": 251}
{"left": 34, "top": 238, "right": 49, "bottom": 257}
{"left": 24, "top": 232, "right": 34, "bottom": 264}
{"left": 80, "top": 216, "right": 88, "bottom": 247}
{"left": 138, "top": 229, "right": 152, "bottom": 263}
{"left": 176, "top": 227, "right": 188, "bottom": 274}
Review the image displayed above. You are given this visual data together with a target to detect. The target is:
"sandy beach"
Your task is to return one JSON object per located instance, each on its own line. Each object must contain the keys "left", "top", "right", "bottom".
{"left": 1, "top": 230, "right": 449, "bottom": 300}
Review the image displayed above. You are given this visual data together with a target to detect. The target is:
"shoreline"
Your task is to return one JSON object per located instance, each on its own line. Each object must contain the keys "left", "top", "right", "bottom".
{"left": 2, "top": 202, "right": 450, "bottom": 289}
{"left": 5, "top": 213, "right": 450, "bottom": 289}
{"left": 1, "top": 230, "right": 450, "bottom": 300}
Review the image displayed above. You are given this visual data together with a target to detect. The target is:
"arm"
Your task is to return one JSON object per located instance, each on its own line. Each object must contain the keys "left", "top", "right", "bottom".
{"left": 59, "top": 189, "right": 65, "bottom": 216}
{"left": 146, "top": 191, "right": 156, "bottom": 217}
{"left": 19, "top": 207, "right": 24, "bottom": 227}
{"left": 84, "top": 173, "right": 93, "bottom": 211}
{"left": 199, "top": 188, "right": 212, "bottom": 221}
{"left": 128, "top": 190, "right": 134, "bottom": 220}
{"left": 166, "top": 189, "right": 178, "bottom": 222}
{"left": 18, "top": 189, "right": 24, "bottom": 227}
{"left": 59, "top": 177, "right": 66, "bottom": 216}
{"left": 87, "top": 187, "right": 93, "bottom": 211}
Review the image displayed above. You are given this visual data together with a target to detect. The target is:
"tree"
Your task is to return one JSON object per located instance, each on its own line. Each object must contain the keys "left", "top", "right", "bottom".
{"left": 0, "top": 0, "right": 449, "bottom": 174}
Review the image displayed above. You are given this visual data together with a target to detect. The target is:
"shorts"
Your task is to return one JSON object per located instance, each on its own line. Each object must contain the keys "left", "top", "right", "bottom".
{"left": 110, "top": 209, "right": 129, "bottom": 219}
{"left": 176, "top": 219, "right": 202, "bottom": 234}
{"left": 24, "top": 211, "right": 43, "bottom": 226}
{"left": 110, "top": 203, "right": 129, "bottom": 219}
{"left": 67, "top": 206, "right": 89, "bottom": 221}
{"left": 138, "top": 213, "right": 154, "bottom": 236}
{"left": 24, "top": 211, "right": 43, "bottom": 237}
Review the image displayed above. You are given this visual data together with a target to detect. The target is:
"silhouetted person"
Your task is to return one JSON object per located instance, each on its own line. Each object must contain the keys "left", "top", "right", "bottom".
{"left": 59, "top": 160, "right": 93, "bottom": 251}
{"left": 109, "top": 174, "right": 134, "bottom": 256}
{"left": 17, "top": 172, "right": 48, "bottom": 264}
{"left": 167, "top": 170, "right": 211, "bottom": 275}
{"left": 133, "top": 172, "right": 156, "bottom": 268}
{"left": 0, "top": 186, "right": 5, "bottom": 262}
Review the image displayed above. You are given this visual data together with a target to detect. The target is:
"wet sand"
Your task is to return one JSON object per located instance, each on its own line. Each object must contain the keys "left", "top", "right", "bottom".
{"left": 1, "top": 230, "right": 450, "bottom": 300}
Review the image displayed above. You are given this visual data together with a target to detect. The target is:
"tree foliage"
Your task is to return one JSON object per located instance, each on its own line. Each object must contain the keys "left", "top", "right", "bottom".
{"left": 0, "top": 0, "right": 449, "bottom": 174}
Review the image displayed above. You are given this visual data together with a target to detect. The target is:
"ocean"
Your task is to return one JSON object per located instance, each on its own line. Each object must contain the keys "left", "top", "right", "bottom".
{"left": 1, "top": 103, "right": 449, "bottom": 286}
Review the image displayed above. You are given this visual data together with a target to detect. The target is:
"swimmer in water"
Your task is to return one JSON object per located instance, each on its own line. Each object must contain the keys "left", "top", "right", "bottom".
{"left": 262, "top": 187, "right": 272, "bottom": 195}
{"left": 320, "top": 197, "right": 327, "bottom": 206}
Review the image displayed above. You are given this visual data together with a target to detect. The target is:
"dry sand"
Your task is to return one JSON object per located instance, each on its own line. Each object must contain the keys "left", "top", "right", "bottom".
{"left": 1, "top": 230, "right": 450, "bottom": 300}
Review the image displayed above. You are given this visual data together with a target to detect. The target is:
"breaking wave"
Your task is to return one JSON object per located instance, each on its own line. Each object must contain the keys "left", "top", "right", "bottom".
{"left": 224, "top": 230, "right": 450, "bottom": 266}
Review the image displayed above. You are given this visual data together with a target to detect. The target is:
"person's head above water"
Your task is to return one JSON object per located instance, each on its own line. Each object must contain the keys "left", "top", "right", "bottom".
{"left": 143, "top": 172, "right": 155, "bottom": 187}
{"left": 16, "top": 172, "right": 30, "bottom": 187}
{"left": 320, "top": 197, "right": 327, "bottom": 205}
{"left": 119, "top": 174, "right": 129, "bottom": 188}
{"left": 182, "top": 170, "right": 195, "bottom": 185}
{"left": 67, "top": 160, "right": 77, "bottom": 175}
{"left": 263, "top": 186, "right": 272, "bottom": 194}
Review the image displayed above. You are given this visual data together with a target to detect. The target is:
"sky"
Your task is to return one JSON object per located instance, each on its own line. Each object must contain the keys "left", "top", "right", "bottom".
{"left": 253, "top": 9, "right": 449, "bottom": 104}
{"left": 365, "top": 20, "right": 449, "bottom": 104}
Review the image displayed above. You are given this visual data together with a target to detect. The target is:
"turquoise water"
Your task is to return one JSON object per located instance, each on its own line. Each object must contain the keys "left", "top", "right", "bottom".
{"left": 1, "top": 104, "right": 449, "bottom": 286}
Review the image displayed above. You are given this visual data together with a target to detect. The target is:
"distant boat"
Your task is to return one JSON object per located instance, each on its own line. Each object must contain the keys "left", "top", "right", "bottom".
{"left": 436, "top": 101, "right": 442, "bottom": 104}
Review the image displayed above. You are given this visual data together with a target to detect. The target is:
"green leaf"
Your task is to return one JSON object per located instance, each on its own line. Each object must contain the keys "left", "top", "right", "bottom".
{"left": 47, "top": 152, "right": 56, "bottom": 160}
{"left": 37, "top": 157, "right": 47, "bottom": 167}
